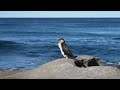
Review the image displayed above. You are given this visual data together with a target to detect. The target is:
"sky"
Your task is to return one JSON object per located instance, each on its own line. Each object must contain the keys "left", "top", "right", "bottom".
{"left": 0, "top": 11, "right": 120, "bottom": 18}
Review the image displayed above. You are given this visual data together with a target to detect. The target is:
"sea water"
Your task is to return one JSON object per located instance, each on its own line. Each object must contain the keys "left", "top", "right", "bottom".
{"left": 0, "top": 18, "right": 120, "bottom": 71}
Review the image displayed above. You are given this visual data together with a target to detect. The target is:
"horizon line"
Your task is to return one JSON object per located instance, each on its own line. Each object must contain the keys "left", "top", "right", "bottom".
{"left": 1, "top": 17, "right": 120, "bottom": 18}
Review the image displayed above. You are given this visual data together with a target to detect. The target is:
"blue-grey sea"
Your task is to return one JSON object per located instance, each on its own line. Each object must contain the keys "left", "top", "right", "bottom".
{"left": 0, "top": 18, "right": 120, "bottom": 71}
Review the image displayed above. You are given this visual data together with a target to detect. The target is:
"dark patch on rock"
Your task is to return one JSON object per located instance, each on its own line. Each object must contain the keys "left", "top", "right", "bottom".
{"left": 74, "top": 60, "right": 87, "bottom": 68}
{"left": 73, "top": 56, "right": 101, "bottom": 68}
{"left": 87, "top": 58, "right": 100, "bottom": 67}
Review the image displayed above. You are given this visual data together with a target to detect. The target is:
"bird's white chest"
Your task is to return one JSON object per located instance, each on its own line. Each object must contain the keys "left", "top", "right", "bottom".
{"left": 58, "top": 43, "right": 67, "bottom": 58}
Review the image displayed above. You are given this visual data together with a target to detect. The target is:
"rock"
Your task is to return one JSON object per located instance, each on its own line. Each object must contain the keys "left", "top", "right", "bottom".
{"left": 73, "top": 55, "right": 101, "bottom": 68}
{"left": 0, "top": 55, "right": 120, "bottom": 79}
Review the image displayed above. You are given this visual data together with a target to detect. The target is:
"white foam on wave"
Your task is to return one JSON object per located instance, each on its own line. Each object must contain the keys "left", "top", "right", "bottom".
{"left": 106, "top": 62, "right": 114, "bottom": 65}
{"left": 118, "top": 62, "right": 120, "bottom": 65}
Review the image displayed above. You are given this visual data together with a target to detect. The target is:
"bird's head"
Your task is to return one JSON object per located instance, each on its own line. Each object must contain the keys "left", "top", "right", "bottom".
{"left": 58, "top": 38, "right": 65, "bottom": 44}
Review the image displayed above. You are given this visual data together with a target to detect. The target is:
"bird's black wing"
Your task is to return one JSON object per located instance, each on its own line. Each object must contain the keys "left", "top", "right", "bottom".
{"left": 61, "top": 43, "right": 74, "bottom": 58}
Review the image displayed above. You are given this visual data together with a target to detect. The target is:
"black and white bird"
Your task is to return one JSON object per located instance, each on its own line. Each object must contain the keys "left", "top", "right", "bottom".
{"left": 58, "top": 38, "right": 76, "bottom": 59}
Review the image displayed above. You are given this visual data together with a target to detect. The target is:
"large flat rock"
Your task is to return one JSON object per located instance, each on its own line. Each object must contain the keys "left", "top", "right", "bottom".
{"left": 0, "top": 55, "right": 120, "bottom": 79}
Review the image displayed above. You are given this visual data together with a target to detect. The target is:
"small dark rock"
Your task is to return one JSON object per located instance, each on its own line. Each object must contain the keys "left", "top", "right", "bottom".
{"left": 74, "top": 60, "right": 87, "bottom": 68}
{"left": 73, "top": 55, "right": 101, "bottom": 68}
{"left": 87, "top": 58, "right": 100, "bottom": 67}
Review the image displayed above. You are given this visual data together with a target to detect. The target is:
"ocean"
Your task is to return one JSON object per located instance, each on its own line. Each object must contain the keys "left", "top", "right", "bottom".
{"left": 0, "top": 18, "right": 120, "bottom": 71}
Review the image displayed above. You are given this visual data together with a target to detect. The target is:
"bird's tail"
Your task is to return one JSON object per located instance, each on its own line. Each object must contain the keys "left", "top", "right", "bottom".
{"left": 69, "top": 55, "right": 77, "bottom": 59}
